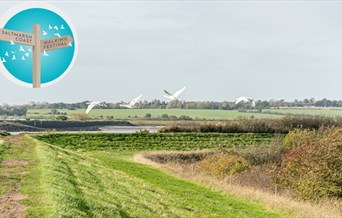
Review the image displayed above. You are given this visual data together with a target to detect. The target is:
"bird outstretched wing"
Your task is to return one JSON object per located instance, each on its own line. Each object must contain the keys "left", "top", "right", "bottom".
{"left": 130, "top": 95, "right": 142, "bottom": 106}
{"left": 164, "top": 90, "right": 173, "bottom": 96}
{"left": 174, "top": 86, "right": 186, "bottom": 98}
{"left": 86, "top": 102, "right": 100, "bottom": 114}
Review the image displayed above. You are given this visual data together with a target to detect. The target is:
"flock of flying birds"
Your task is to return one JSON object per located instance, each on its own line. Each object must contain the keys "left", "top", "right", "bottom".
{"left": 0, "top": 44, "right": 32, "bottom": 63}
{"left": 0, "top": 24, "right": 71, "bottom": 63}
{"left": 85, "top": 86, "right": 255, "bottom": 114}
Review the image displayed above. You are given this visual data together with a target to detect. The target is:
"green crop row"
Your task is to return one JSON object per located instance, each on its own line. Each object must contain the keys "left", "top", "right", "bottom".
{"left": 36, "top": 132, "right": 276, "bottom": 151}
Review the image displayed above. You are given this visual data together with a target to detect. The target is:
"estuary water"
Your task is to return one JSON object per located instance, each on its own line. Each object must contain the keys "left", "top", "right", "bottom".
{"left": 9, "top": 125, "right": 164, "bottom": 135}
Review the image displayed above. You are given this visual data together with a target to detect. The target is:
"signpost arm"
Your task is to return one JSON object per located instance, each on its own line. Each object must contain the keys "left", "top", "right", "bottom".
{"left": 32, "top": 24, "right": 41, "bottom": 88}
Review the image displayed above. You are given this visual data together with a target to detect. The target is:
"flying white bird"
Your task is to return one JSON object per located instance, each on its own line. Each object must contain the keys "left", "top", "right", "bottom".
{"left": 68, "top": 42, "right": 72, "bottom": 47}
{"left": 86, "top": 101, "right": 105, "bottom": 114}
{"left": 27, "top": 49, "right": 32, "bottom": 52}
{"left": 43, "top": 50, "right": 49, "bottom": 57}
{"left": 235, "top": 96, "right": 256, "bottom": 107}
{"left": 11, "top": 51, "right": 15, "bottom": 54}
{"left": 5, "top": 52, "right": 9, "bottom": 57}
{"left": 25, "top": 53, "right": 29, "bottom": 57}
{"left": 1, "top": 57, "right": 6, "bottom": 63}
{"left": 163, "top": 86, "right": 186, "bottom": 101}
{"left": 54, "top": 26, "right": 59, "bottom": 31}
{"left": 12, "top": 55, "right": 16, "bottom": 60}
{"left": 54, "top": 33, "right": 61, "bottom": 38}
{"left": 120, "top": 95, "right": 143, "bottom": 109}
{"left": 10, "top": 40, "right": 15, "bottom": 45}
{"left": 21, "top": 56, "right": 25, "bottom": 61}
{"left": 19, "top": 45, "right": 25, "bottom": 52}
{"left": 61, "top": 24, "right": 65, "bottom": 30}
{"left": 42, "top": 30, "right": 47, "bottom": 36}
{"left": 49, "top": 24, "right": 52, "bottom": 29}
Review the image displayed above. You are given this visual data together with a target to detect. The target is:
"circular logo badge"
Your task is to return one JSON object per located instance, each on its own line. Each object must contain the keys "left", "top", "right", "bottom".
{"left": 0, "top": 3, "right": 78, "bottom": 88}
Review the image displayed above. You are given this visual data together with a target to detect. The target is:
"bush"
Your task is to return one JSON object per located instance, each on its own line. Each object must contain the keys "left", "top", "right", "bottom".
{"left": 199, "top": 152, "right": 249, "bottom": 177}
{"left": 73, "top": 114, "right": 89, "bottom": 121}
{"left": 283, "top": 129, "right": 317, "bottom": 150}
{"left": 238, "top": 139, "right": 285, "bottom": 165}
{"left": 56, "top": 115, "right": 68, "bottom": 121}
{"left": 161, "top": 114, "right": 169, "bottom": 120}
{"left": 144, "top": 113, "right": 152, "bottom": 119}
{"left": 274, "top": 127, "right": 342, "bottom": 200}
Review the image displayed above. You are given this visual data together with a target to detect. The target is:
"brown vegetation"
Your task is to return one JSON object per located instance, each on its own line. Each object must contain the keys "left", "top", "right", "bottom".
{"left": 135, "top": 129, "right": 342, "bottom": 217}
{"left": 160, "top": 115, "right": 342, "bottom": 133}
{"left": 275, "top": 127, "right": 342, "bottom": 201}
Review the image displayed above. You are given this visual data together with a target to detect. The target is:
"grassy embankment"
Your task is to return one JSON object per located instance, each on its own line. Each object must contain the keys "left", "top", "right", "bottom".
{"left": 0, "top": 133, "right": 287, "bottom": 217}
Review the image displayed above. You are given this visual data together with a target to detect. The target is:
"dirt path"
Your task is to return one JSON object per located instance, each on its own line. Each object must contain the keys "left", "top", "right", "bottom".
{"left": 0, "top": 136, "right": 29, "bottom": 218}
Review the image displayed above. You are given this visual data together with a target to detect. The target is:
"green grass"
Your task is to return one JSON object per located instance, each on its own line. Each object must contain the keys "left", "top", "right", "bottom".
{"left": 18, "top": 133, "right": 286, "bottom": 217}
{"left": 19, "top": 108, "right": 342, "bottom": 121}
{"left": 262, "top": 108, "right": 342, "bottom": 116}
{"left": 27, "top": 109, "right": 281, "bottom": 120}
{"left": 0, "top": 137, "right": 34, "bottom": 197}
{"left": 0, "top": 138, "right": 10, "bottom": 162}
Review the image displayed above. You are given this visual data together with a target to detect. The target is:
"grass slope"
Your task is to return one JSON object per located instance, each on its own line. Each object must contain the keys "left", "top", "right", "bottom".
{"left": 16, "top": 133, "right": 287, "bottom": 217}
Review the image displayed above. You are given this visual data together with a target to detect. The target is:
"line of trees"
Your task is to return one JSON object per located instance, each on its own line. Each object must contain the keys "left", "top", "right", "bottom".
{"left": 24, "top": 98, "right": 342, "bottom": 110}
{"left": 1, "top": 98, "right": 342, "bottom": 116}
{"left": 0, "top": 105, "right": 27, "bottom": 116}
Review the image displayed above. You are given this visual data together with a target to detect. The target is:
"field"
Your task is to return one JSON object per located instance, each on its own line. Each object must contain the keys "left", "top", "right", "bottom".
{"left": 37, "top": 132, "right": 274, "bottom": 151}
{"left": 27, "top": 109, "right": 280, "bottom": 120}
{"left": 262, "top": 108, "right": 342, "bottom": 116}
{"left": 0, "top": 133, "right": 288, "bottom": 217}
{"left": 26, "top": 108, "right": 342, "bottom": 121}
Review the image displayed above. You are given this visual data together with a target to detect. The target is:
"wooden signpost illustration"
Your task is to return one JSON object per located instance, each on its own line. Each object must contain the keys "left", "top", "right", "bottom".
{"left": 0, "top": 24, "right": 73, "bottom": 88}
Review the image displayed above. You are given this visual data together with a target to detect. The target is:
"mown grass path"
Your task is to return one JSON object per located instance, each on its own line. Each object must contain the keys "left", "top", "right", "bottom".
{"left": 2, "top": 134, "right": 287, "bottom": 217}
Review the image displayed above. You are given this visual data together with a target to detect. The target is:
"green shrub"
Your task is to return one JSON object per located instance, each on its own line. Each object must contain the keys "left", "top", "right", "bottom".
{"left": 274, "top": 127, "right": 342, "bottom": 200}
{"left": 199, "top": 153, "right": 249, "bottom": 176}
{"left": 56, "top": 115, "right": 68, "bottom": 121}
{"left": 283, "top": 129, "right": 317, "bottom": 150}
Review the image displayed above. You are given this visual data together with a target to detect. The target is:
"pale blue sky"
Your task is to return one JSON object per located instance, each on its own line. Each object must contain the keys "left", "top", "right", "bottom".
{"left": 0, "top": 1, "right": 342, "bottom": 104}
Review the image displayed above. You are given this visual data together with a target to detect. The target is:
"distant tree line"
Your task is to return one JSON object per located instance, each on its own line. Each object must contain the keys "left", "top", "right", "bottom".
{"left": 0, "top": 105, "right": 27, "bottom": 116}
{"left": 2, "top": 98, "right": 342, "bottom": 113}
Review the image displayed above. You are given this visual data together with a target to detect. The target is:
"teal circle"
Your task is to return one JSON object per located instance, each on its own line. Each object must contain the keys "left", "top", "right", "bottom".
{"left": 0, "top": 8, "right": 75, "bottom": 84}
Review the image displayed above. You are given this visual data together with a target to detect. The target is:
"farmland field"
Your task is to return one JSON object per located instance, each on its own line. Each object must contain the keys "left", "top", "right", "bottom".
{"left": 27, "top": 109, "right": 280, "bottom": 120}
{"left": 0, "top": 133, "right": 287, "bottom": 217}
{"left": 262, "top": 108, "right": 342, "bottom": 116}
{"left": 36, "top": 132, "right": 275, "bottom": 151}
{"left": 26, "top": 108, "right": 342, "bottom": 120}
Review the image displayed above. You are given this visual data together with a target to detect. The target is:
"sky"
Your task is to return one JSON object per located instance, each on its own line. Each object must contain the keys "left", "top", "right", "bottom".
{"left": 0, "top": 0, "right": 342, "bottom": 104}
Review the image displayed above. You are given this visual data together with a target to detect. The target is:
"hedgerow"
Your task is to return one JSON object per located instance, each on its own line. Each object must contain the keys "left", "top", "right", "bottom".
{"left": 160, "top": 115, "right": 342, "bottom": 134}
{"left": 274, "top": 127, "right": 342, "bottom": 200}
